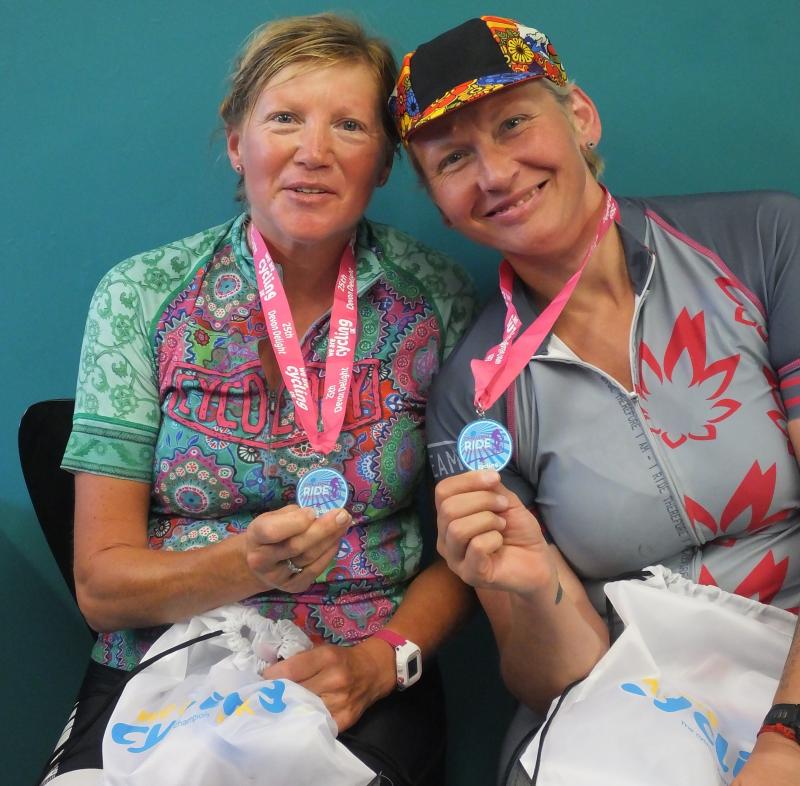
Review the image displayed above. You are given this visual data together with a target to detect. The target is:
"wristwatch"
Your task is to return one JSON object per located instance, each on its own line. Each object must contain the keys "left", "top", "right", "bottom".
{"left": 372, "top": 629, "right": 422, "bottom": 690}
{"left": 760, "top": 704, "right": 800, "bottom": 743}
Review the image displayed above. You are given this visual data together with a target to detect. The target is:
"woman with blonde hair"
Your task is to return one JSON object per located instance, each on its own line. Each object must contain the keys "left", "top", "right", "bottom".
{"left": 396, "top": 15, "right": 800, "bottom": 785}
{"left": 45, "top": 13, "right": 476, "bottom": 785}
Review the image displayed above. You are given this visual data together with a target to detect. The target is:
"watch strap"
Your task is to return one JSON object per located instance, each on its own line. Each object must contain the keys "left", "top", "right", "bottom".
{"left": 372, "top": 628, "right": 407, "bottom": 649}
{"left": 372, "top": 629, "right": 422, "bottom": 690}
{"left": 760, "top": 704, "right": 800, "bottom": 744}
{"left": 759, "top": 723, "right": 798, "bottom": 743}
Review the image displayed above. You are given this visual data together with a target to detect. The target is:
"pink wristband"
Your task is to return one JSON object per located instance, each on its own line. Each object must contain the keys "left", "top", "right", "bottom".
{"left": 372, "top": 629, "right": 406, "bottom": 648}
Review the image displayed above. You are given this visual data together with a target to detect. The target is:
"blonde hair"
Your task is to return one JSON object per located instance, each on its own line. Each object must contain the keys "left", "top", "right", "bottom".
{"left": 220, "top": 13, "right": 399, "bottom": 160}
{"left": 541, "top": 80, "right": 604, "bottom": 179}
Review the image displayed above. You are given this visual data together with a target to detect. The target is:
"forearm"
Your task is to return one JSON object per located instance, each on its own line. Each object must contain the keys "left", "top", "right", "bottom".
{"left": 76, "top": 534, "right": 265, "bottom": 631}
{"left": 381, "top": 558, "right": 476, "bottom": 657}
{"left": 489, "top": 576, "right": 609, "bottom": 713}
{"left": 772, "top": 618, "right": 800, "bottom": 703}
{"left": 352, "top": 558, "right": 476, "bottom": 703}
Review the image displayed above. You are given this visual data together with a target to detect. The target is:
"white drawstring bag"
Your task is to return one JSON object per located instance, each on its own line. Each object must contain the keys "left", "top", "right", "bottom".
{"left": 101, "top": 605, "right": 376, "bottom": 786}
{"left": 519, "top": 566, "right": 795, "bottom": 785}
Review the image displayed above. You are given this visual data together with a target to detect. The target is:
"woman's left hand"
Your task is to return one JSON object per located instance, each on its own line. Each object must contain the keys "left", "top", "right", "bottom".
{"left": 732, "top": 732, "right": 800, "bottom": 785}
{"left": 261, "top": 638, "right": 396, "bottom": 732}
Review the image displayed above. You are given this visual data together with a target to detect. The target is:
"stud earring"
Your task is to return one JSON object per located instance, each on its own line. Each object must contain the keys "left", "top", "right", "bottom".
{"left": 235, "top": 164, "right": 243, "bottom": 174}
{"left": 586, "top": 141, "right": 596, "bottom": 149}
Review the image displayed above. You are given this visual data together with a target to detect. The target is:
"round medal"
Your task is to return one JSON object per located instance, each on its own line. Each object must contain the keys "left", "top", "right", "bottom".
{"left": 296, "top": 468, "right": 349, "bottom": 514}
{"left": 457, "top": 419, "right": 513, "bottom": 472}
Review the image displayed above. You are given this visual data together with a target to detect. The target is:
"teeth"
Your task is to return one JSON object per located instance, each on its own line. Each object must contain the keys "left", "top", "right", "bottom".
{"left": 493, "top": 187, "right": 538, "bottom": 216}
{"left": 499, "top": 196, "right": 528, "bottom": 213}
{"left": 294, "top": 188, "right": 325, "bottom": 194}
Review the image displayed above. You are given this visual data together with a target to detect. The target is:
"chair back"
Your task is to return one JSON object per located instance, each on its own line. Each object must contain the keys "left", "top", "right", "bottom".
{"left": 19, "top": 398, "right": 77, "bottom": 600}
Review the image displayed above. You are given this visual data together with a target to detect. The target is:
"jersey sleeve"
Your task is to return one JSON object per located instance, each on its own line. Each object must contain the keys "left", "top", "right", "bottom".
{"left": 759, "top": 193, "right": 800, "bottom": 420}
{"left": 61, "top": 260, "right": 161, "bottom": 482}
{"left": 426, "top": 352, "right": 475, "bottom": 484}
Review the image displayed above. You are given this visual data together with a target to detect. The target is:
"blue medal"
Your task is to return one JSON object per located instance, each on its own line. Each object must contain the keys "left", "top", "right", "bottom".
{"left": 296, "top": 468, "right": 349, "bottom": 514}
{"left": 457, "top": 419, "right": 513, "bottom": 472}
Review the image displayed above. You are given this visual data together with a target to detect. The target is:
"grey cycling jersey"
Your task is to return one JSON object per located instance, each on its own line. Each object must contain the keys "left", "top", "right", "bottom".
{"left": 428, "top": 191, "right": 800, "bottom": 612}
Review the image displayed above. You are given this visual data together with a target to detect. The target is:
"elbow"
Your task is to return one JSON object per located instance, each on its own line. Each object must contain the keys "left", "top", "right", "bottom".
{"left": 75, "top": 569, "right": 125, "bottom": 633}
{"left": 499, "top": 658, "right": 554, "bottom": 715}
{"left": 500, "top": 637, "right": 609, "bottom": 714}
{"left": 75, "top": 580, "right": 111, "bottom": 632}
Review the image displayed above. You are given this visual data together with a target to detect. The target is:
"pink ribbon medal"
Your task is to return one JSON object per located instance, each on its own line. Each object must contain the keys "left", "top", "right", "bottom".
{"left": 459, "top": 190, "right": 619, "bottom": 472}
{"left": 250, "top": 222, "right": 357, "bottom": 513}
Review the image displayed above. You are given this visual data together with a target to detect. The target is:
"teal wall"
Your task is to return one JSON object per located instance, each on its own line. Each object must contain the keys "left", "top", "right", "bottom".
{"left": 3, "top": 1, "right": 798, "bottom": 783}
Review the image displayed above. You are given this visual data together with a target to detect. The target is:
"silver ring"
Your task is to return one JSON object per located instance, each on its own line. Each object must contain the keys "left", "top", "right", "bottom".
{"left": 284, "top": 558, "right": 304, "bottom": 575}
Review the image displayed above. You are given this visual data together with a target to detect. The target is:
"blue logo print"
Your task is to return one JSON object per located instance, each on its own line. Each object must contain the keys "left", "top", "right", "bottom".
{"left": 620, "top": 678, "right": 750, "bottom": 780}
{"left": 111, "top": 680, "right": 287, "bottom": 754}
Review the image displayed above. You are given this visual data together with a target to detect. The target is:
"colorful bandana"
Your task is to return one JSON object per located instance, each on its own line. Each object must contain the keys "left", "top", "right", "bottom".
{"left": 390, "top": 16, "right": 567, "bottom": 144}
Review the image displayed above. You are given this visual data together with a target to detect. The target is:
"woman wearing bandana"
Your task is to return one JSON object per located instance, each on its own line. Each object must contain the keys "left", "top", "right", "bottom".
{"left": 395, "top": 15, "right": 800, "bottom": 786}
{"left": 47, "top": 14, "right": 476, "bottom": 786}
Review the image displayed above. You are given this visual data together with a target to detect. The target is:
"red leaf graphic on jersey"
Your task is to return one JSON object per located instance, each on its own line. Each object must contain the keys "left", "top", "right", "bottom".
{"left": 636, "top": 309, "right": 741, "bottom": 448}
{"left": 684, "top": 461, "right": 792, "bottom": 538}
{"left": 684, "top": 495, "right": 718, "bottom": 536}
{"left": 698, "top": 564, "right": 717, "bottom": 586}
{"left": 721, "top": 461, "right": 793, "bottom": 533}
{"left": 699, "top": 552, "right": 789, "bottom": 606}
{"left": 716, "top": 276, "right": 768, "bottom": 342}
{"left": 734, "top": 551, "right": 789, "bottom": 605}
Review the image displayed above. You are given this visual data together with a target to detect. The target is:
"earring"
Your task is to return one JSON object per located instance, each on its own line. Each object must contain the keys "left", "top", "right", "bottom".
{"left": 586, "top": 141, "right": 596, "bottom": 149}
{"left": 235, "top": 164, "right": 243, "bottom": 174}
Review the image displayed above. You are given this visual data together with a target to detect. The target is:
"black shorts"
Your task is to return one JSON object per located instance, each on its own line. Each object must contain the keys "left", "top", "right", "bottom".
{"left": 43, "top": 657, "right": 446, "bottom": 786}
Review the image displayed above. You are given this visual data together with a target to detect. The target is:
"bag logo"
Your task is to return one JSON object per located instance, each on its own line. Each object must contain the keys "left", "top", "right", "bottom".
{"left": 620, "top": 678, "right": 750, "bottom": 781}
{"left": 111, "top": 681, "right": 287, "bottom": 754}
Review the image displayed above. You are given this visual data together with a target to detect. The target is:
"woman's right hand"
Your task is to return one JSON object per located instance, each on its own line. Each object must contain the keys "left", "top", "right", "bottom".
{"left": 244, "top": 505, "right": 352, "bottom": 593}
{"left": 435, "top": 470, "right": 556, "bottom": 598}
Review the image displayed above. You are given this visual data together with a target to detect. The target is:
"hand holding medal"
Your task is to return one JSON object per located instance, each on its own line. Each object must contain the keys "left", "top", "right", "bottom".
{"left": 244, "top": 504, "right": 352, "bottom": 592}
{"left": 434, "top": 470, "right": 554, "bottom": 595}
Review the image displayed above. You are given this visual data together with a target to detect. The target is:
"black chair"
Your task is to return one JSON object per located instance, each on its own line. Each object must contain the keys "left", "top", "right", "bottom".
{"left": 19, "top": 398, "right": 79, "bottom": 602}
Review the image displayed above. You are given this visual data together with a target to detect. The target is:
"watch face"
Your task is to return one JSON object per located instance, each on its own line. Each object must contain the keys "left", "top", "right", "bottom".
{"left": 395, "top": 642, "right": 422, "bottom": 690}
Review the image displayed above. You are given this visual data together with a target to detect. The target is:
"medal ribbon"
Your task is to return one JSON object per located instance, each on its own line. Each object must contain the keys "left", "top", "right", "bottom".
{"left": 249, "top": 223, "right": 358, "bottom": 454}
{"left": 470, "top": 189, "right": 618, "bottom": 414}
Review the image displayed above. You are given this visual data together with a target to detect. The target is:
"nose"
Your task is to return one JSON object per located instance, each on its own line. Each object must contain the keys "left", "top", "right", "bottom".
{"left": 294, "top": 121, "right": 333, "bottom": 168}
{"left": 475, "top": 141, "right": 517, "bottom": 192}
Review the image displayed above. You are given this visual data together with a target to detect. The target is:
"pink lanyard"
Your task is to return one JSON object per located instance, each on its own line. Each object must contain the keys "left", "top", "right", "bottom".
{"left": 249, "top": 223, "right": 358, "bottom": 454}
{"left": 470, "top": 189, "right": 619, "bottom": 414}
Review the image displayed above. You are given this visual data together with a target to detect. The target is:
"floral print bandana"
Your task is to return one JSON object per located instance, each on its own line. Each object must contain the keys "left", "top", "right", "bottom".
{"left": 391, "top": 15, "right": 567, "bottom": 144}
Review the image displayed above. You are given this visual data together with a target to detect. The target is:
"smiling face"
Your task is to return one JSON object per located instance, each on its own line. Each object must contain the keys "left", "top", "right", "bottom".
{"left": 410, "top": 80, "right": 604, "bottom": 266}
{"left": 226, "top": 60, "right": 391, "bottom": 260}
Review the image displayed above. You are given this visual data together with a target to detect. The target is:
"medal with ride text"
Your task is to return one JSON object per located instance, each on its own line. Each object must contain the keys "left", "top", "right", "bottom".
{"left": 457, "top": 419, "right": 513, "bottom": 471}
{"left": 460, "top": 190, "right": 619, "bottom": 471}
{"left": 296, "top": 468, "right": 350, "bottom": 513}
{"left": 250, "top": 223, "right": 355, "bottom": 512}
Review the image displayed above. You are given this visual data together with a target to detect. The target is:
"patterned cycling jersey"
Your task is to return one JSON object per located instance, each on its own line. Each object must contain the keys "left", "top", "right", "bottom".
{"left": 428, "top": 191, "right": 800, "bottom": 612}
{"left": 63, "top": 213, "right": 476, "bottom": 670}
